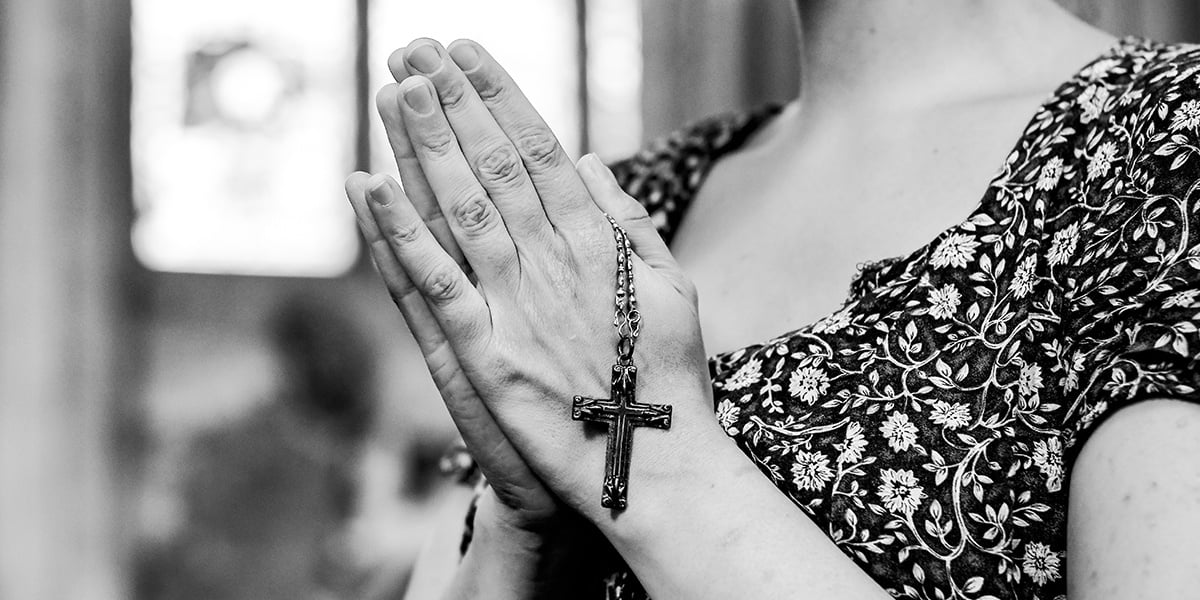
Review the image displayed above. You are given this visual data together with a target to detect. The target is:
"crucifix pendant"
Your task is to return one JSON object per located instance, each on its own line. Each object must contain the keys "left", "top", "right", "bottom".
{"left": 573, "top": 364, "right": 672, "bottom": 509}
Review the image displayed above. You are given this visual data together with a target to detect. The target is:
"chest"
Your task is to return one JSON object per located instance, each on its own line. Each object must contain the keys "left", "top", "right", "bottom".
{"left": 671, "top": 100, "right": 1044, "bottom": 355}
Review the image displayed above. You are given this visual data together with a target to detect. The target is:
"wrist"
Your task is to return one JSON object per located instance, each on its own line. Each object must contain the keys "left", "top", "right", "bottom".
{"left": 572, "top": 379, "right": 744, "bottom": 539}
{"left": 463, "top": 490, "right": 587, "bottom": 598}
{"left": 473, "top": 490, "right": 561, "bottom": 553}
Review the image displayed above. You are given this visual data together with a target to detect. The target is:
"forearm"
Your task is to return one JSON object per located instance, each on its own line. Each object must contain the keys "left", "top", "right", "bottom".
{"left": 579, "top": 388, "right": 892, "bottom": 600}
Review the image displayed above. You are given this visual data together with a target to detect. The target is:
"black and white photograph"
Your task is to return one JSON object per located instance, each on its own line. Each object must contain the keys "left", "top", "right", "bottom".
{"left": 3, "top": 1, "right": 1200, "bottom": 599}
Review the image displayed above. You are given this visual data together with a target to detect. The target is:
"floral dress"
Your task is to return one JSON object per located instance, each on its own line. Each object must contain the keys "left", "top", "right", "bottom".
{"left": 460, "top": 37, "right": 1200, "bottom": 599}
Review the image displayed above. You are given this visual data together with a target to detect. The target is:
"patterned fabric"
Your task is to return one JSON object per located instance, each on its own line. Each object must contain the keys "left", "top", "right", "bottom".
{"left": 601, "top": 37, "right": 1200, "bottom": 599}
{"left": 458, "top": 37, "right": 1200, "bottom": 599}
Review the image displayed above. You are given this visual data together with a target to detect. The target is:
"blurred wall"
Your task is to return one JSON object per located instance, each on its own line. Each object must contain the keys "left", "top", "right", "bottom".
{"left": 1057, "top": 0, "right": 1200, "bottom": 41}
{"left": 641, "top": 0, "right": 1200, "bottom": 139}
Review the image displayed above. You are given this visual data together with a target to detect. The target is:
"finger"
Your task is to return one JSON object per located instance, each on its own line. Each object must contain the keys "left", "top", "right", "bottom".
{"left": 401, "top": 39, "right": 554, "bottom": 245}
{"left": 395, "top": 76, "right": 519, "bottom": 285}
{"left": 362, "top": 172, "right": 491, "bottom": 345}
{"left": 347, "top": 172, "right": 419, "bottom": 304}
{"left": 347, "top": 171, "right": 469, "bottom": 355}
{"left": 576, "top": 154, "right": 677, "bottom": 272}
{"left": 387, "top": 45, "right": 410, "bottom": 82}
{"left": 376, "top": 84, "right": 471, "bottom": 279}
{"left": 447, "top": 39, "right": 599, "bottom": 231}
{"left": 576, "top": 154, "right": 698, "bottom": 307}
{"left": 349, "top": 173, "right": 543, "bottom": 500}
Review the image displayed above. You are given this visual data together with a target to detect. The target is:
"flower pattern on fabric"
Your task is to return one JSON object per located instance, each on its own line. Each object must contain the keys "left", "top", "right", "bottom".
{"left": 929, "top": 401, "right": 972, "bottom": 430}
{"left": 1021, "top": 542, "right": 1063, "bottom": 586}
{"left": 788, "top": 364, "right": 831, "bottom": 404}
{"left": 880, "top": 411, "right": 920, "bottom": 453}
{"left": 877, "top": 469, "right": 927, "bottom": 517}
{"left": 463, "top": 37, "right": 1200, "bottom": 600}
{"left": 791, "top": 450, "right": 836, "bottom": 491}
{"left": 930, "top": 233, "right": 980, "bottom": 269}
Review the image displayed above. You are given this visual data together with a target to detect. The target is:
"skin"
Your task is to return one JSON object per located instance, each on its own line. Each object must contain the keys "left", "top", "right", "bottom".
{"left": 351, "top": 1, "right": 1200, "bottom": 597}
{"left": 354, "top": 38, "right": 886, "bottom": 599}
{"left": 681, "top": 0, "right": 1118, "bottom": 354}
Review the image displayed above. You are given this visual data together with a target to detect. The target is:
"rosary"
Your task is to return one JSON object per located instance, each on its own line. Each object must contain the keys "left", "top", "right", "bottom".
{"left": 572, "top": 215, "right": 673, "bottom": 510}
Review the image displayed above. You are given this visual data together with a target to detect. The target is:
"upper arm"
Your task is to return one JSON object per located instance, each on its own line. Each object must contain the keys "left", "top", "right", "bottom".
{"left": 1067, "top": 398, "right": 1200, "bottom": 599}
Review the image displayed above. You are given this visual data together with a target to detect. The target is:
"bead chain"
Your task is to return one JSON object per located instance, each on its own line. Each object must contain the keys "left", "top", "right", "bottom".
{"left": 604, "top": 214, "right": 641, "bottom": 365}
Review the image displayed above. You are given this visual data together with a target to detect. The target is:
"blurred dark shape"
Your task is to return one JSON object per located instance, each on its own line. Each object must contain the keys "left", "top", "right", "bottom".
{"left": 271, "top": 295, "right": 377, "bottom": 442}
{"left": 136, "top": 295, "right": 378, "bottom": 600}
{"left": 404, "top": 434, "right": 460, "bottom": 501}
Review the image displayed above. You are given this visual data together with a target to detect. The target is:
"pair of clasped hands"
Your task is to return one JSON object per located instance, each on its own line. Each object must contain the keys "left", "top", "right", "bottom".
{"left": 344, "top": 39, "right": 717, "bottom": 535}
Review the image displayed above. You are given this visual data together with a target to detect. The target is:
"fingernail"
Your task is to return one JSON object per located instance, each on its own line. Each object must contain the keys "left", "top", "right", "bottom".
{"left": 368, "top": 179, "right": 392, "bottom": 205}
{"left": 403, "top": 83, "right": 434, "bottom": 115}
{"left": 407, "top": 43, "right": 442, "bottom": 75}
{"left": 449, "top": 44, "right": 480, "bottom": 71}
{"left": 577, "top": 153, "right": 597, "bottom": 174}
{"left": 581, "top": 153, "right": 606, "bottom": 178}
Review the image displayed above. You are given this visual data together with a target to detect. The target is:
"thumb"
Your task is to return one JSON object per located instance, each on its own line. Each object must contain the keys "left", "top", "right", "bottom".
{"left": 576, "top": 153, "right": 676, "bottom": 272}
{"left": 576, "top": 153, "right": 697, "bottom": 306}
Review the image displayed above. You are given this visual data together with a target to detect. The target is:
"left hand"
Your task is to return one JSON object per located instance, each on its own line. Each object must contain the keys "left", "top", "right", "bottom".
{"left": 352, "top": 39, "right": 711, "bottom": 515}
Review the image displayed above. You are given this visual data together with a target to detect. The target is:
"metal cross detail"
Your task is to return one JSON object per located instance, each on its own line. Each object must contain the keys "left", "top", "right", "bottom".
{"left": 573, "top": 363, "right": 672, "bottom": 509}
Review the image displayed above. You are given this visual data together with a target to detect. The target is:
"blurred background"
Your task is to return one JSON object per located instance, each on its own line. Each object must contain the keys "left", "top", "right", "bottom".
{"left": 0, "top": 1, "right": 1197, "bottom": 598}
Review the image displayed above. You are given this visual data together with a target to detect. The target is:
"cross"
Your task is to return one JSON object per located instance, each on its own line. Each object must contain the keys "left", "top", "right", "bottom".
{"left": 573, "top": 363, "right": 672, "bottom": 509}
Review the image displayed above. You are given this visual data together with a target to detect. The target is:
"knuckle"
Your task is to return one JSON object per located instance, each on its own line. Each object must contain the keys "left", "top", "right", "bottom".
{"left": 513, "top": 128, "right": 562, "bottom": 172}
{"left": 622, "top": 207, "right": 655, "bottom": 230}
{"left": 417, "top": 130, "right": 458, "bottom": 157}
{"left": 426, "top": 343, "right": 464, "bottom": 390}
{"left": 383, "top": 219, "right": 423, "bottom": 245}
{"left": 474, "top": 142, "right": 524, "bottom": 187}
{"left": 421, "top": 268, "right": 463, "bottom": 305}
{"left": 452, "top": 192, "right": 498, "bottom": 233}
{"left": 386, "top": 282, "right": 421, "bottom": 309}
{"left": 473, "top": 72, "right": 507, "bottom": 102}
{"left": 437, "top": 80, "right": 471, "bottom": 112}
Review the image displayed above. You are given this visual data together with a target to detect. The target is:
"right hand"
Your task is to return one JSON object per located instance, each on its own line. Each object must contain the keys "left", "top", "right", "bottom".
{"left": 344, "top": 37, "right": 562, "bottom": 532}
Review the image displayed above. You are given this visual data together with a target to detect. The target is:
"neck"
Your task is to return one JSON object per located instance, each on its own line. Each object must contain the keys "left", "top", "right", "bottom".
{"left": 794, "top": 0, "right": 1112, "bottom": 114}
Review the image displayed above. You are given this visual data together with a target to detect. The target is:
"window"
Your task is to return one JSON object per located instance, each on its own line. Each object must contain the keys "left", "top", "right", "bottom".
{"left": 131, "top": 0, "right": 359, "bottom": 277}
{"left": 132, "top": 0, "right": 641, "bottom": 278}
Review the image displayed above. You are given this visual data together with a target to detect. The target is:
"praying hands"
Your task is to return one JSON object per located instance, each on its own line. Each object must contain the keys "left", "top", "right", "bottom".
{"left": 347, "top": 38, "right": 890, "bottom": 600}
{"left": 345, "top": 35, "right": 710, "bottom": 513}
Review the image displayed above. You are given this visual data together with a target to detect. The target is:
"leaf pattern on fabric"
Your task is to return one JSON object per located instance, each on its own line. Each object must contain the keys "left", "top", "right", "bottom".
{"left": 459, "top": 37, "right": 1200, "bottom": 600}
{"left": 599, "top": 37, "right": 1200, "bottom": 599}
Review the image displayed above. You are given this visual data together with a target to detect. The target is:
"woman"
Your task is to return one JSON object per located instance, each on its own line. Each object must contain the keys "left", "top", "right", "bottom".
{"left": 345, "top": 1, "right": 1200, "bottom": 597}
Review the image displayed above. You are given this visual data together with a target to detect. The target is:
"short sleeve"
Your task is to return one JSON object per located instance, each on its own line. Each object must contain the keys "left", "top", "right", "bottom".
{"left": 1061, "top": 43, "right": 1200, "bottom": 461}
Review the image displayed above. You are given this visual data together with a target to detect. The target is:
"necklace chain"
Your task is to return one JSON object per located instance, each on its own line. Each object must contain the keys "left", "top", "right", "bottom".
{"left": 605, "top": 214, "right": 640, "bottom": 365}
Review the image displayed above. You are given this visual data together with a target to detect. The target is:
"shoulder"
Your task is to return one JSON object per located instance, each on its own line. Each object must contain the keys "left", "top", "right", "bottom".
{"left": 1080, "top": 39, "right": 1200, "bottom": 171}
{"left": 608, "top": 105, "right": 782, "bottom": 243}
{"left": 1076, "top": 38, "right": 1200, "bottom": 121}
{"left": 1067, "top": 398, "right": 1200, "bottom": 597}
{"left": 1046, "top": 40, "right": 1200, "bottom": 461}
{"left": 1055, "top": 39, "right": 1200, "bottom": 331}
